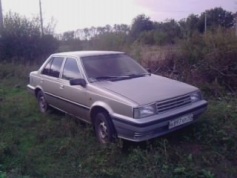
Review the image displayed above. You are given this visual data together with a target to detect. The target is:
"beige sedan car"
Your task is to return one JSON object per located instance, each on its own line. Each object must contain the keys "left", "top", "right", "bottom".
{"left": 27, "top": 51, "right": 208, "bottom": 144}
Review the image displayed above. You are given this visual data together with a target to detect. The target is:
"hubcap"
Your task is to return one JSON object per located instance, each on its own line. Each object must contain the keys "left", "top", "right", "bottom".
{"left": 98, "top": 121, "right": 108, "bottom": 140}
{"left": 39, "top": 96, "right": 46, "bottom": 112}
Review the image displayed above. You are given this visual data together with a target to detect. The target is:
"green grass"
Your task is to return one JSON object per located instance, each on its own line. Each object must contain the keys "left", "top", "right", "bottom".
{"left": 0, "top": 62, "right": 237, "bottom": 178}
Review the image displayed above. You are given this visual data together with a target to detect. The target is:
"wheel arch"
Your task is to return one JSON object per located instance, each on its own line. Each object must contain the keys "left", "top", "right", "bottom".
{"left": 34, "top": 86, "right": 44, "bottom": 98}
{"left": 90, "top": 105, "right": 118, "bottom": 142}
{"left": 90, "top": 102, "right": 117, "bottom": 136}
{"left": 90, "top": 106, "right": 111, "bottom": 124}
{"left": 35, "top": 88, "right": 41, "bottom": 97}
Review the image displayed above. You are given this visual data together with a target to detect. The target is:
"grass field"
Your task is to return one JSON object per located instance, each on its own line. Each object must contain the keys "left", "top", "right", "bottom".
{"left": 0, "top": 63, "right": 237, "bottom": 178}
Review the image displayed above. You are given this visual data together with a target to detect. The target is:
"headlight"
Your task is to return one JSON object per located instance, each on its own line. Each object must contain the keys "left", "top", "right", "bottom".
{"left": 134, "top": 104, "right": 156, "bottom": 118}
{"left": 190, "top": 92, "right": 201, "bottom": 103}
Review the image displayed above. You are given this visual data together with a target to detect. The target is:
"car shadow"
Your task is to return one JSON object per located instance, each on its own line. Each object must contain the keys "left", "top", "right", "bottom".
{"left": 120, "top": 124, "right": 199, "bottom": 153}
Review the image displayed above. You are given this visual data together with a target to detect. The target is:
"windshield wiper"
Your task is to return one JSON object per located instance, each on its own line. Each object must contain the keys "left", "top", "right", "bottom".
{"left": 95, "top": 76, "right": 121, "bottom": 81}
{"left": 125, "top": 73, "right": 148, "bottom": 78}
{"left": 112, "top": 73, "right": 149, "bottom": 81}
{"left": 114, "top": 73, "right": 148, "bottom": 79}
{"left": 95, "top": 73, "right": 149, "bottom": 81}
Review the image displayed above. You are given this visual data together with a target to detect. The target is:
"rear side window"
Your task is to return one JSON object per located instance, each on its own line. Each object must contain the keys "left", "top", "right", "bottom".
{"left": 42, "top": 57, "right": 64, "bottom": 78}
{"left": 62, "top": 58, "right": 81, "bottom": 80}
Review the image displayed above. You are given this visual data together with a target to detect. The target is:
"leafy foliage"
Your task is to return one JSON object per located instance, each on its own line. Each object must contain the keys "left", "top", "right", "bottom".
{"left": 0, "top": 7, "right": 235, "bottom": 62}
{"left": 143, "top": 29, "right": 237, "bottom": 95}
{"left": 59, "top": 24, "right": 130, "bottom": 51}
{"left": 0, "top": 6, "right": 237, "bottom": 178}
{"left": 198, "top": 7, "right": 234, "bottom": 33}
{"left": 0, "top": 63, "right": 237, "bottom": 177}
{"left": 179, "top": 29, "right": 237, "bottom": 94}
{"left": 130, "top": 14, "right": 154, "bottom": 42}
{"left": 0, "top": 12, "right": 58, "bottom": 62}
{"left": 61, "top": 7, "right": 234, "bottom": 48}
{"left": 0, "top": 7, "right": 237, "bottom": 175}
{"left": 179, "top": 14, "right": 200, "bottom": 38}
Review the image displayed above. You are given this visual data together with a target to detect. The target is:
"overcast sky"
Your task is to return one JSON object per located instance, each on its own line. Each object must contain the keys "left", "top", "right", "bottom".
{"left": 1, "top": 0, "right": 236, "bottom": 33}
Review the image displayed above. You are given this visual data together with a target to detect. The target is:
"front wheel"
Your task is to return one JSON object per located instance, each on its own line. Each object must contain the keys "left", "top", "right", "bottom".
{"left": 94, "top": 112, "right": 116, "bottom": 144}
{"left": 37, "top": 91, "right": 48, "bottom": 113}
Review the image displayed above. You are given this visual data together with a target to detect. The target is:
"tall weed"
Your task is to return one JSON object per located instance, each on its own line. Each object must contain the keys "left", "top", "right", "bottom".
{"left": 143, "top": 29, "right": 237, "bottom": 96}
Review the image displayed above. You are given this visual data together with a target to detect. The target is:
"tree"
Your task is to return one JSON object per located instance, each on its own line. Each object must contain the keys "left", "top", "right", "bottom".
{"left": 62, "top": 31, "right": 75, "bottom": 41}
{"left": 130, "top": 14, "right": 154, "bottom": 42}
{"left": 198, "top": 7, "right": 234, "bottom": 33}
{"left": 113, "top": 24, "right": 130, "bottom": 34}
{"left": 160, "top": 20, "right": 181, "bottom": 43}
{"left": 179, "top": 14, "right": 199, "bottom": 38}
{"left": 0, "top": 12, "right": 58, "bottom": 62}
{"left": 150, "top": 20, "right": 181, "bottom": 45}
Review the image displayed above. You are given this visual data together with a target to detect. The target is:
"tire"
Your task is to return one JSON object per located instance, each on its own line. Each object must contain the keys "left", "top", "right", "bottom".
{"left": 94, "top": 112, "right": 116, "bottom": 144}
{"left": 37, "top": 91, "right": 48, "bottom": 113}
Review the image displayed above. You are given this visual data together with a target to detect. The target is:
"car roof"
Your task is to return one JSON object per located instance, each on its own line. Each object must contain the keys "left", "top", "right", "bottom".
{"left": 52, "top": 51, "right": 124, "bottom": 58}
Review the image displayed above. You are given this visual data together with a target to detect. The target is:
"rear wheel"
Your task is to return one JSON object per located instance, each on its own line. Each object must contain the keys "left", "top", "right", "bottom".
{"left": 94, "top": 112, "right": 116, "bottom": 144}
{"left": 37, "top": 91, "right": 48, "bottom": 113}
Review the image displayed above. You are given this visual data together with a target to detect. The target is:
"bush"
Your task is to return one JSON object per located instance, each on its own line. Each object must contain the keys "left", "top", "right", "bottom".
{"left": 0, "top": 12, "right": 58, "bottom": 63}
{"left": 179, "top": 29, "right": 237, "bottom": 94}
{"left": 143, "top": 29, "right": 237, "bottom": 96}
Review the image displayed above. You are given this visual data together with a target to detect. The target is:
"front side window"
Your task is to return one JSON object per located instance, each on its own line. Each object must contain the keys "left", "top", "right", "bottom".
{"left": 41, "top": 57, "right": 64, "bottom": 78}
{"left": 62, "top": 58, "right": 81, "bottom": 80}
{"left": 41, "top": 58, "right": 53, "bottom": 75}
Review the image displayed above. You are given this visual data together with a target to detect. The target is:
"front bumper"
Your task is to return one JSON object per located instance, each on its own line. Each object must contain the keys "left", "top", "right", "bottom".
{"left": 27, "top": 84, "right": 35, "bottom": 95}
{"left": 112, "top": 100, "right": 208, "bottom": 142}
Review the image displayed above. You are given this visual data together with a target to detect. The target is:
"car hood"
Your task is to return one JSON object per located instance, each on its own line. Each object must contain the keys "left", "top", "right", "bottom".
{"left": 91, "top": 74, "right": 198, "bottom": 105}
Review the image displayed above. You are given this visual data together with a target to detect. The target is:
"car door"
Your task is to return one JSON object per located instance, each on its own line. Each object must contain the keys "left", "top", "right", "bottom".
{"left": 40, "top": 56, "right": 65, "bottom": 109}
{"left": 58, "top": 57, "right": 89, "bottom": 121}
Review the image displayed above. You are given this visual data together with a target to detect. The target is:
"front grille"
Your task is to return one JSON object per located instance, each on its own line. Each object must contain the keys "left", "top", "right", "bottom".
{"left": 156, "top": 94, "right": 191, "bottom": 113}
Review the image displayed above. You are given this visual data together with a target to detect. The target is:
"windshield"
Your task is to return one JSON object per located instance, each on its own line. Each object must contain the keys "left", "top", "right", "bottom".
{"left": 81, "top": 54, "right": 149, "bottom": 82}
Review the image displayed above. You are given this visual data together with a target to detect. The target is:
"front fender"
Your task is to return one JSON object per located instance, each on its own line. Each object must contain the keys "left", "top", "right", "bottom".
{"left": 90, "top": 101, "right": 114, "bottom": 116}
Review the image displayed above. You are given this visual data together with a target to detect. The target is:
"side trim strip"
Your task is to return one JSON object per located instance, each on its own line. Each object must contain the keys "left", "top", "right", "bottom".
{"left": 44, "top": 92, "right": 90, "bottom": 110}
{"left": 27, "top": 84, "right": 35, "bottom": 90}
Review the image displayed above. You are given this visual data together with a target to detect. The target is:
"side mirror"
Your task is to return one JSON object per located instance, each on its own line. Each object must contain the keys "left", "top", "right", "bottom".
{"left": 147, "top": 68, "right": 151, "bottom": 73}
{"left": 146, "top": 68, "right": 151, "bottom": 75}
{"left": 70, "top": 78, "right": 87, "bottom": 87}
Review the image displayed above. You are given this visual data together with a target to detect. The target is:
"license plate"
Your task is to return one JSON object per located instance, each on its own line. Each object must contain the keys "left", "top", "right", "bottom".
{"left": 169, "top": 114, "right": 193, "bottom": 129}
